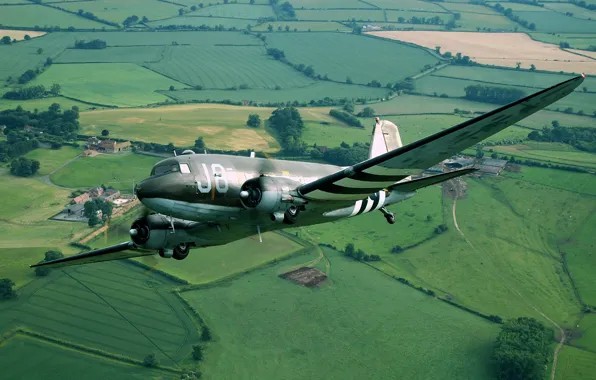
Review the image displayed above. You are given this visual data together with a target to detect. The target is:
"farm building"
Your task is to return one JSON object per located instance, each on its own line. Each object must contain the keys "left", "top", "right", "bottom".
{"left": 64, "top": 203, "right": 85, "bottom": 216}
{"left": 477, "top": 158, "right": 508, "bottom": 175}
{"left": 72, "top": 192, "right": 90, "bottom": 204}
{"left": 86, "top": 137, "right": 131, "bottom": 153}
{"left": 102, "top": 189, "right": 121, "bottom": 202}
{"left": 89, "top": 187, "right": 104, "bottom": 198}
{"left": 444, "top": 157, "right": 474, "bottom": 169}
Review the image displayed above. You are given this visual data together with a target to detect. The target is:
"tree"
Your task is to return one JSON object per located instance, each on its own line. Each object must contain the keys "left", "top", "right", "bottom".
{"left": 551, "top": 120, "right": 560, "bottom": 128}
{"left": 0, "top": 278, "right": 16, "bottom": 300}
{"left": 530, "top": 64, "right": 536, "bottom": 71}
{"left": 342, "top": 102, "right": 354, "bottom": 113}
{"left": 24, "top": 34, "right": 31, "bottom": 41}
{"left": 516, "top": 62, "right": 521, "bottom": 69}
{"left": 475, "top": 145, "right": 484, "bottom": 159}
{"left": 1, "top": 36, "right": 11, "bottom": 45}
{"left": 268, "top": 24, "right": 273, "bottom": 32}
{"left": 50, "top": 83, "right": 60, "bottom": 96}
{"left": 344, "top": 243, "right": 355, "bottom": 257}
{"left": 391, "top": 245, "right": 403, "bottom": 254}
{"left": 345, "top": 76, "right": 353, "bottom": 84}
{"left": 10, "top": 157, "right": 40, "bottom": 177}
{"left": 435, "top": 46, "right": 441, "bottom": 54}
{"left": 101, "top": 129, "right": 109, "bottom": 136}
{"left": 169, "top": 85, "right": 175, "bottom": 91}
{"left": 200, "top": 326, "right": 212, "bottom": 341}
{"left": 143, "top": 353, "right": 158, "bottom": 367}
{"left": 194, "top": 136, "right": 205, "bottom": 149}
{"left": 192, "top": 345, "right": 204, "bottom": 361}
{"left": 246, "top": 114, "right": 261, "bottom": 128}
{"left": 357, "top": 106, "right": 375, "bottom": 117}
{"left": 37, "top": 48, "right": 43, "bottom": 54}
{"left": 35, "top": 251, "right": 64, "bottom": 277}
{"left": 178, "top": 8, "right": 184, "bottom": 16}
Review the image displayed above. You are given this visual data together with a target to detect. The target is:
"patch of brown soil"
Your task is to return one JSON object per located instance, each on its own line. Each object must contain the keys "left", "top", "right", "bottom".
{"left": 280, "top": 267, "right": 327, "bottom": 287}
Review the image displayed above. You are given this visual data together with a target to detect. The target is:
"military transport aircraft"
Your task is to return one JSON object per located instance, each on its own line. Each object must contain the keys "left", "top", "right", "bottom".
{"left": 31, "top": 75, "right": 585, "bottom": 268}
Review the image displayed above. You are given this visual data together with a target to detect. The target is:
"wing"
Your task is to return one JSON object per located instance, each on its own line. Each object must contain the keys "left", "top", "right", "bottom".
{"left": 30, "top": 242, "right": 154, "bottom": 268}
{"left": 298, "top": 75, "right": 584, "bottom": 201}
{"left": 387, "top": 168, "right": 477, "bottom": 193}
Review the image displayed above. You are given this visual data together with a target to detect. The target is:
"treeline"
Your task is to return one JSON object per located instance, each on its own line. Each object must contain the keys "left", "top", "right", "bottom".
{"left": 74, "top": 39, "right": 107, "bottom": 49}
{"left": 395, "top": 15, "right": 445, "bottom": 25}
{"left": 464, "top": 85, "right": 526, "bottom": 104}
{"left": 571, "top": 0, "right": 596, "bottom": 11}
{"left": 343, "top": 243, "right": 381, "bottom": 262}
{"left": 268, "top": 107, "right": 307, "bottom": 155}
{"left": 3, "top": 84, "right": 61, "bottom": 100}
{"left": 270, "top": 0, "right": 296, "bottom": 20}
{"left": 492, "top": 3, "right": 536, "bottom": 30}
{"left": 328, "top": 109, "right": 364, "bottom": 128}
{"left": 527, "top": 123, "right": 596, "bottom": 153}
{"left": 493, "top": 317, "right": 552, "bottom": 380}
{"left": 320, "top": 142, "right": 369, "bottom": 166}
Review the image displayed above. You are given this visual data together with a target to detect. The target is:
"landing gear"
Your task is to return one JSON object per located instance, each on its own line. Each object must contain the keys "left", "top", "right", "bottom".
{"left": 173, "top": 243, "right": 190, "bottom": 260}
{"left": 380, "top": 207, "right": 396, "bottom": 225}
{"left": 283, "top": 206, "right": 300, "bottom": 224}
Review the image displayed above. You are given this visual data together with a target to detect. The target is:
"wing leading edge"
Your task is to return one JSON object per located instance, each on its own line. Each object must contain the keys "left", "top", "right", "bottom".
{"left": 30, "top": 242, "right": 154, "bottom": 268}
{"left": 298, "top": 75, "right": 584, "bottom": 201}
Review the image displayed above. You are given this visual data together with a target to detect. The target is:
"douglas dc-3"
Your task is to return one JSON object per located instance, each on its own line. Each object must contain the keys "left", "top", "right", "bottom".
{"left": 32, "top": 75, "right": 584, "bottom": 268}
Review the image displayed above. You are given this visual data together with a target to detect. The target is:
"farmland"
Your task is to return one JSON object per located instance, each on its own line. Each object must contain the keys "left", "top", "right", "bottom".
{"left": 59, "top": 0, "right": 181, "bottom": 25}
{"left": 183, "top": 248, "right": 499, "bottom": 380}
{"left": 0, "top": 29, "right": 46, "bottom": 41}
{"left": 253, "top": 21, "right": 350, "bottom": 32}
{"left": 50, "top": 153, "right": 160, "bottom": 192}
{"left": 23, "top": 146, "right": 82, "bottom": 176}
{"left": 0, "top": 4, "right": 111, "bottom": 29}
{"left": 189, "top": 3, "right": 275, "bottom": 19}
{"left": 266, "top": 32, "right": 441, "bottom": 85}
{"left": 555, "top": 346, "right": 596, "bottom": 380}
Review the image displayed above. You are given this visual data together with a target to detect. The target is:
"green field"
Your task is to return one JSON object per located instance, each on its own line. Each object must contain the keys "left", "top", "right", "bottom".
{"left": 0, "top": 4, "right": 112, "bottom": 29}
{"left": 79, "top": 104, "right": 285, "bottom": 150}
{"left": 544, "top": 2, "right": 596, "bottom": 20}
{"left": 0, "top": 97, "right": 93, "bottom": 112}
{"left": 358, "top": 93, "right": 494, "bottom": 115}
{"left": 0, "top": 335, "right": 164, "bottom": 380}
{"left": 64, "top": 30, "right": 259, "bottom": 46}
{"left": 530, "top": 33, "right": 596, "bottom": 50}
{"left": 385, "top": 10, "right": 450, "bottom": 24}
{"left": 0, "top": 261, "right": 200, "bottom": 365}
{"left": 493, "top": 144, "right": 596, "bottom": 170}
{"left": 253, "top": 21, "right": 350, "bottom": 32}
{"left": 146, "top": 46, "right": 316, "bottom": 89}
{"left": 23, "top": 147, "right": 82, "bottom": 176}
{"left": 266, "top": 32, "right": 440, "bottom": 85}
{"left": 164, "top": 81, "right": 389, "bottom": 103}
{"left": 148, "top": 16, "right": 256, "bottom": 29}
{"left": 30, "top": 63, "right": 183, "bottom": 107}
{"left": 289, "top": 0, "right": 364, "bottom": 8}
{"left": 59, "top": 0, "right": 181, "bottom": 24}
{"left": 515, "top": 10, "right": 596, "bottom": 33}
{"left": 503, "top": 166, "right": 596, "bottom": 196}
{"left": 0, "top": 247, "right": 54, "bottom": 288}
{"left": 367, "top": 0, "right": 446, "bottom": 12}
{"left": 440, "top": 3, "right": 501, "bottom": 15}
{"left": 555, "top": 346, "right": 596, "bottom": 380}
{"left": 189, "top": 3, "right": 274, "bottom": 18}
{"left": 55, "top": 46, "right": 167, "bottom": 64}
{"left": 183, "top": 248, "right": 499, "bottom": 379}
{"left": 295, "top": 9, "right": 386, "bottom": 21}
{"left": 575, "top": 314, "right": 596, "bottom": 352}
{"left": 50, "top": 153, "right": 161, "bottom": 192}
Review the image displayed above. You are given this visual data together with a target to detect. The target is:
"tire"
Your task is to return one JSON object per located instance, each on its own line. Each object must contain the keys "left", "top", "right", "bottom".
{"left": 284, "top": 206, "right": 300, "bottom": 224}
{"left": 173, "top": 243, "right": 190, "bottom": 260}
{"left": 386, "top": 214, "right": 396, "bottom": 225}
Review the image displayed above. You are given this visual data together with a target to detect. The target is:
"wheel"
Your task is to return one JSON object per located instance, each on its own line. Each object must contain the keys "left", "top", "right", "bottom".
{"left": 173, "top": 243, "right": 190, "bottom": 260}
{"left": 385, "top": 214, "right": 396, "bottom": 225}
{"left": 284, "top": 206, "right": 300, "bottom": 224}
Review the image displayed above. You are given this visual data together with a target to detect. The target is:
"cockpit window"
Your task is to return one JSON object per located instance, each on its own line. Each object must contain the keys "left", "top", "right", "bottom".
{"left": 180, "top": 163, "right": 191, "bottom": 174}
{"left": 151, "top": 164, "right": 180, "bottom": 176}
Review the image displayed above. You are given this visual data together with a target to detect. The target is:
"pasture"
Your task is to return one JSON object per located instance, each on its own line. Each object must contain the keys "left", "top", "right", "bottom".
{"left": 79, "top": 104, "right": 283, "bottom": 151}
{"left": 0, "top": 261, "right": 200, "bottom": 365}
{"left": 148, "top": 16, "right": 255, "bottom": 29}
{"left": 0, "top": 4, "right": 111, "bottom": 29}
{"left": 367, "top": 0, "right": 446, "bottom": 12}
{"left": 294, "top": 9, "right": 385, "bottom": 21}
{"left": 165, "top": 81, "right": 388, "bottom": 103}
{"left": 529, "top": 33, "right": 596, "bottom": 50}
{"left": 0, "top": 335, "right": 163, "bottom": 380}
{"left": 30, "top": 63, "right": 183, "bottom": 107}
{"left": 492, "top": 145, "right": 596, "bottom": 170}
{"left": 0, "top": 247, "right": 52, "bottom": 288}
{"left": 514, "top": 10, "right": 596, "bottom": 34}
{"left": 64, "top": 31, "right": 259, "bottom": 46}
{"left": 183, "top": 248, "right": 499, "bottom": 380}
{"left": 59, "top": 0, "right": 181, "bottom": 24}
{"left": 368, "top": 31, "right": 596, "bottom": 74}
{"left": 23, "top": 147, "right": 82, "bottom": 176}
{"left": 574, "top": 314, "right": 596, "bottom": 352}
{"left": 146, "top": 46, "right": 316, "bottom": 89}
{"left": 253, "top": 21, "right": 350, "bottom": 32}
{"left": 0, "top": 97, "right": 91, "bottom": 112}
{"left": 55, "top": 46, "right": 167, "bottom": 64}
{"left": 189, "top": 3, "right": 275, "bottom": 19}
{"left": 357, "top": 93, "right": 494, "bottom": 115}
{"left": 544, "top": 2, "right": 596, "bottom": 20}
{"left": 266, "top": 32, "right": 440, "bottom": 85}
{"left": 555, "top": 346, "right": 596, "bottom": 380}
{"left": 50, "top": 153, "right": 161, "bottom": 192}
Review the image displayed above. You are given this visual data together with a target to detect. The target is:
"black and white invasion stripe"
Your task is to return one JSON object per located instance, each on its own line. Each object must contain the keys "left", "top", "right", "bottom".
{"left": 349, "top": 191, "right": 386, "bottom": 217}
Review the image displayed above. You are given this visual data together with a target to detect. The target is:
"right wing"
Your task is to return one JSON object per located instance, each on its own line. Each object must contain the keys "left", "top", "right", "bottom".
{"left": 298, "top": 75, "right": 584, "bottom": 201}
{"left": 30, "top": 242, "right": 154, "bottom": 268}
{"left": 387, "top": 168, "right": 477, "bottom": 193}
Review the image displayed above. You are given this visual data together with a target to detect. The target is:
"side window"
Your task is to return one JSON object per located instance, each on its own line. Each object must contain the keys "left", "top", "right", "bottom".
{"left": 180, "top": 163, "right": 191, "bottom": 174}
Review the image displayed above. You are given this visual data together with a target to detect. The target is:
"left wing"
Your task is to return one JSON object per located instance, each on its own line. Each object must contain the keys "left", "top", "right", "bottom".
{"left": 30, "top": 242, "right": 154, "bottom": 268}
{"left": 298, "top": 75, "right": 584, "bottom": 201}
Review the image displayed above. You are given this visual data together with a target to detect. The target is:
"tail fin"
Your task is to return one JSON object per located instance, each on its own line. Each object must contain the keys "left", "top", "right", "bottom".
{"left": 368, "top": 118, "right": 403, "bottom": 159}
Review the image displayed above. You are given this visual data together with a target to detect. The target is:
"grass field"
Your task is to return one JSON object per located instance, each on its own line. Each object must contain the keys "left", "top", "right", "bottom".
{"left": 50, "top": 153, "right": 161, "bottom": 192}
{"left": 164, "top": 81, "right": 389, "bottom": 103}
{"left": 30, "top": 63, "right": 183, "bottom": 107}
{"left": 368, "top": 0, "right": 446, "bottom": 12}
{"left": 0, "top": 4, "right": 112, "bottom": 29}
{"left": 55, "top": 46, "right": 167, "bottom": 64}
{"left": 183, "top": 247, "right": 499, "bottom": 380}
{"left": 289, "top": 0, "right": 364, "bottom": 8}
{"left": 189, "top": 3, "right": 274, "bottom": 18}
{"left": 23, "top": 147, "right": 82, "bottom": 176}
{"left": 146, "top": 46, "right": 316, "bottom": 89}
{"left": 59, "top": 0, "right": 181, "bottom": 24}
{"left": 492, "top": 144, "right": 596, "bottom": 170}
{"left": 65, "top": 31, "right": 259, "bottom": 46}
{"left": 79, "top": 104, "right": 284, "bottom": 150}
{"left": 544, "top": 2, "right": 596, "bottom": 20}
{"left": 0, "top": 261, "right": 200, "bottom": 365}
{"left": 295, "top": 9, "right": 386, "bottom": 21}
{"left": 529, "top": 33, "right": 596, "bottom": 50}
{"left": 253, "top": 21, "right": 350, "bottom": 31}
{"left": 575, "top": 314, "right": 596, "bottom": 352}
{"left": 358, "top": 93, "right": 494, "bottom": 115}
{"left": 266, "top": 32, "right": 440, "bottom": 85}
{"left": 0, "top": 335, "right": 163, "bottom": 380}
{"left": 515, "top": 10, "right": 596, "bottom": 34}
{"left": 555, "top": 346, "right": 596, "bottom": 380}
{"left": 0, "top": 96, "right": 93, "bottom": 112}
{"left": 503, "top": 166, "right": 596, "bottom": 196}
{"left": 0, "top": 247, "right": 54, "bottom": 288}
{"left": 148, "top": 16, "right": 256, "bottom": 29}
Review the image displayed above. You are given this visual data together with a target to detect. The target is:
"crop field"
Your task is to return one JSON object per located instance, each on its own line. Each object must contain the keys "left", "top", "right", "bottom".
{"left": 0, "top": 261, "right": 200, "bottom": 365}
{"left": 299, "top": 185, "right": 443, "bottom": 254}
{"left": 544, "top": 2, "right": 596, "bottom": 20}
{"left": 23, "top": 147, "right": 82, "bottom": 176}
{"left": 529, "top": 33, "right": 596, "bottom": 50}
{"left": 0, "top": 335, "right": 164, "bottom": 380}
{"left": 50, "top": 153, "right": 161, "bottom": 192}
{"left": 64, "top": 31, "right": 259, "bottom": 46}
{"left": 0, "top": 29, "right": 46, "bottom": 41}
{"left": 59, "top": 0, "right": 181, "bottom": 24}
{"left": 368, "top": 31, "right": 596, "bottom": 74}
{"left": 514, "top": 10, "right": 596, "bottom": 33}
{"left": 492, "top": 145, "right": 596, "bottom": 170}
{"left": 555, "top": 346, "right": 596, "bottom": 380}
{"left": 0, "top": 4, "right": 112, "bottom": 29}
{"left": 190, "top": 3, "right": 275, "bottom": 19}
{"left": 55, "top": 46, "right": 167, "bottom": 64}
{"left": 164, "top": 81, "right": 389, "bottom": 103}
{"left": 253, "top": 21, "right": 350, "bottom": 32}
{"left": 79, "top": 104, "right": 283, "bottom": 150}
{"left": 146, "top": 46, "right": 316, "bottom": 89}
{"left": 148, "top": 16, "right": 255, "bottom": 29}
{"left": 183, "top": 248, "right": 499, "bottom": 380}
{"left": 30, "top": 63, "right": 183, "bottom": 107}
{"left": 295, "top": 9, "right": 386, "bottom": 21}
{"left": 266, "top": 33, "right": 440, "bottom": 85}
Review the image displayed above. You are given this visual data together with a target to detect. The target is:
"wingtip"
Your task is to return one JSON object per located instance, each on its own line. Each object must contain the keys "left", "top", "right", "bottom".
{"left": 581, "top": 73, "right": 586, "bottom": 79}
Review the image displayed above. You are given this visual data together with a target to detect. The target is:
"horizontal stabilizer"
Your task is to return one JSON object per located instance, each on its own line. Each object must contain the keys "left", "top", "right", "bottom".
{"left": 388, "top": 168, "right": 476, "bottom": 193}
{"left": 30, "top": 242, "right": 154, "bottom": 268}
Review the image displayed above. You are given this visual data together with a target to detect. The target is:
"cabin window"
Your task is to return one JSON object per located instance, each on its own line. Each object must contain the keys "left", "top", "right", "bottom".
{"left": 180, "top": 163, "right": 191, "bottom": 174}
{"left": 152, "top": 164, "right": 179, "bottom": 176}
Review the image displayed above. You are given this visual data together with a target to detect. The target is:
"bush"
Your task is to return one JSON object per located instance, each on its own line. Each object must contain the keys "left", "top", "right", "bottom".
{"left": 143, "top": 353, "right": 158, "bottom": 367}
{"left": 0, "top": 278, "right": 16, "bottom": 300}
{"left": 10, "top": 157, "right": 40, "bottom": 177}
{"left": 328, "top": 109, "right": 364, "bottom": 128}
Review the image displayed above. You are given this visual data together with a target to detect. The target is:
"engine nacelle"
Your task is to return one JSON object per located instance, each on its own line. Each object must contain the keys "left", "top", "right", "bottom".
{"left": 239, "top": 176, "right": 304, "bottom": 215}
{"left": 129, "top": 214, "right": 196, "bottom": 250}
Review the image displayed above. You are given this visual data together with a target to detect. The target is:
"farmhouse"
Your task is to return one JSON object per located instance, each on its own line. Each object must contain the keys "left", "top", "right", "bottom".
{"left": 72, "top": 192, "right": 90, "bottom": 204}
{"left": 86, "top": 137, "right": 131, "bottom": 153}
{"left": 102, "top": 189, "right": 121, "bottom": 202}
{"left": 89, "top": 186, "right": 104, "bottom": 198}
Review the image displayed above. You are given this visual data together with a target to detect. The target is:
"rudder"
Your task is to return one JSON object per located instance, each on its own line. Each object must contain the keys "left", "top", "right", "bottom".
{"left": 368, "top": 118, "right": 403, "bottom": 159}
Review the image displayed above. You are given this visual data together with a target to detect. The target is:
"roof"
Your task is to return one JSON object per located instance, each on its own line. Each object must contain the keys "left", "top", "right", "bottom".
{"left": 481, "top": 158, "right": 508, "bottom": 168}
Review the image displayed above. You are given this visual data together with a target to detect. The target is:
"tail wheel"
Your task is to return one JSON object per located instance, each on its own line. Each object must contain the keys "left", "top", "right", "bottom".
{"left": 173, "top": 243, "right": 190, "bottom": 260}
{"left": 284, "top": 206, "right": 300, "bottom": 224}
